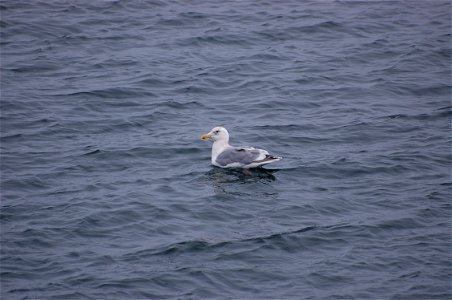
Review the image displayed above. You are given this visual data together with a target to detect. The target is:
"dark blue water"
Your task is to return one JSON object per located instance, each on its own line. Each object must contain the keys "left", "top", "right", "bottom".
{"left": 1, "top": 1, "right": 451, "bottom": 299}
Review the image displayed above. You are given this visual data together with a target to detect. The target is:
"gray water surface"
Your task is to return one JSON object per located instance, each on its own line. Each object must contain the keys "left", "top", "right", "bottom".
{"left": 1, "top": 1, "right": 451, "bottom": 299}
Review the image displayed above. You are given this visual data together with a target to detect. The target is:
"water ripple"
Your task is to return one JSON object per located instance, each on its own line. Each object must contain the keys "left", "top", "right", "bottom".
{"left": 1, "top": 0, "right": 450, "bottom": 299}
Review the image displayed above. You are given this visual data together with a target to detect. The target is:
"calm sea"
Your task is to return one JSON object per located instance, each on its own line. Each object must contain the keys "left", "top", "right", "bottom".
{"left": 1, "top": 0, "right": 451, "bottom": 299}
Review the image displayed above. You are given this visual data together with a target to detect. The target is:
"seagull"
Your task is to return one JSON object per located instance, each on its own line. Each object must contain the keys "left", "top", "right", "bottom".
{"left": 201, "top": 127, "right": 282, "bottom": 171}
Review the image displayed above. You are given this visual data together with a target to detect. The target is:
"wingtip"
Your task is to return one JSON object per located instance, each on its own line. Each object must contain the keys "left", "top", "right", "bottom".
{"left": 267, "top": 155, "right": 282, "bottom": 161}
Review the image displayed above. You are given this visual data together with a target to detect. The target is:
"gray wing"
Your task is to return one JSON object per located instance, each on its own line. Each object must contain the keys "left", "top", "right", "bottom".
{"left": 215, "top": 147, "right": 262, "bottom": 167}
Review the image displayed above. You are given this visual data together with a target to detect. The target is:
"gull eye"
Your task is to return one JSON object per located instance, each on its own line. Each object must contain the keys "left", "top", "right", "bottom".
{"left": 214, "top": 130, "right": 220, "bottom": 134}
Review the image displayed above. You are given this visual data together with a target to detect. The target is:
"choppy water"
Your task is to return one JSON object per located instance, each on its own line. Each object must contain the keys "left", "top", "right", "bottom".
{"left": 1, "top": 0, "right": 451, "bottom": 299}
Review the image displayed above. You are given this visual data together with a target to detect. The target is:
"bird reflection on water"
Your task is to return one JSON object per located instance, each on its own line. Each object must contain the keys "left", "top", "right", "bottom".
{"left": 206, "top": 167, "right": 279, "bottom": 200}
{"left": 206, "top": 167, "right": 278, "bottom": 194}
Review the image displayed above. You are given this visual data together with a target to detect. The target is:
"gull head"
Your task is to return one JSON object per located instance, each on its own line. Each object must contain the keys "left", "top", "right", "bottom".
{"left": 201, "top": 126, "right": 229, "bottom": 142}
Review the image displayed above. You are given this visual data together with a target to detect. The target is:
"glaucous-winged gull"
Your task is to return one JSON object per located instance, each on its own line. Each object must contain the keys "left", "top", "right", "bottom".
{"left": 201, "top": 127, "right": 282, "bottom": 169}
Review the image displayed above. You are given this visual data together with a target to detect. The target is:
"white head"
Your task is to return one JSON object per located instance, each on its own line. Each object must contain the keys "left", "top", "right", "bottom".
{"left": 201, "top": 126, "right": 229, "bottom": 143}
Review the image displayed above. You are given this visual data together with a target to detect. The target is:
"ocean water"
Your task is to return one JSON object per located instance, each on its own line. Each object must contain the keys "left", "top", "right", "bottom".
{"left": 1, "top": 0, "right": 451, "bottom": 299}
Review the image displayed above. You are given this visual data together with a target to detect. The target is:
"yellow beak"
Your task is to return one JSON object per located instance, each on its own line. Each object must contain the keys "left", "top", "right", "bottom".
{"left": 201, "top": 133, "right": 210, "bottom": 140}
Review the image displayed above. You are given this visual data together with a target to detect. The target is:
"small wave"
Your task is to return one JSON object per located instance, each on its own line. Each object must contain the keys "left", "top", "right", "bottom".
{"left": 176, "top": 33, "right": 257, "bottom": 47}
{"left": 82, "top": 149, "right": 101, "bottom": 156}
{"left": 383, "top": 109, "right": 451, "bottom": 121}
{"left": 0, "top": 133, "right": 23, "bottom": 140}
{"left": 124, "top": 226, "right": 316, "bottom": 259}
{"left": 2, "top": 176, "right": 51, "bottom": 191}
{"left": 252, "top": 124, "right": 319, "bottom": 131}
{"left": 64, "top": 87, "right": 155, "bottom": 99}
{"left": 79, "top": 146, "right": 203, "bottom": 162}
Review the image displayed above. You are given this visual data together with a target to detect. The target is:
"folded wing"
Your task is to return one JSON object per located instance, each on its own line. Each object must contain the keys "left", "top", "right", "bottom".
{"left": 215, "top": 147, "right": 267, "bottom": 167}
